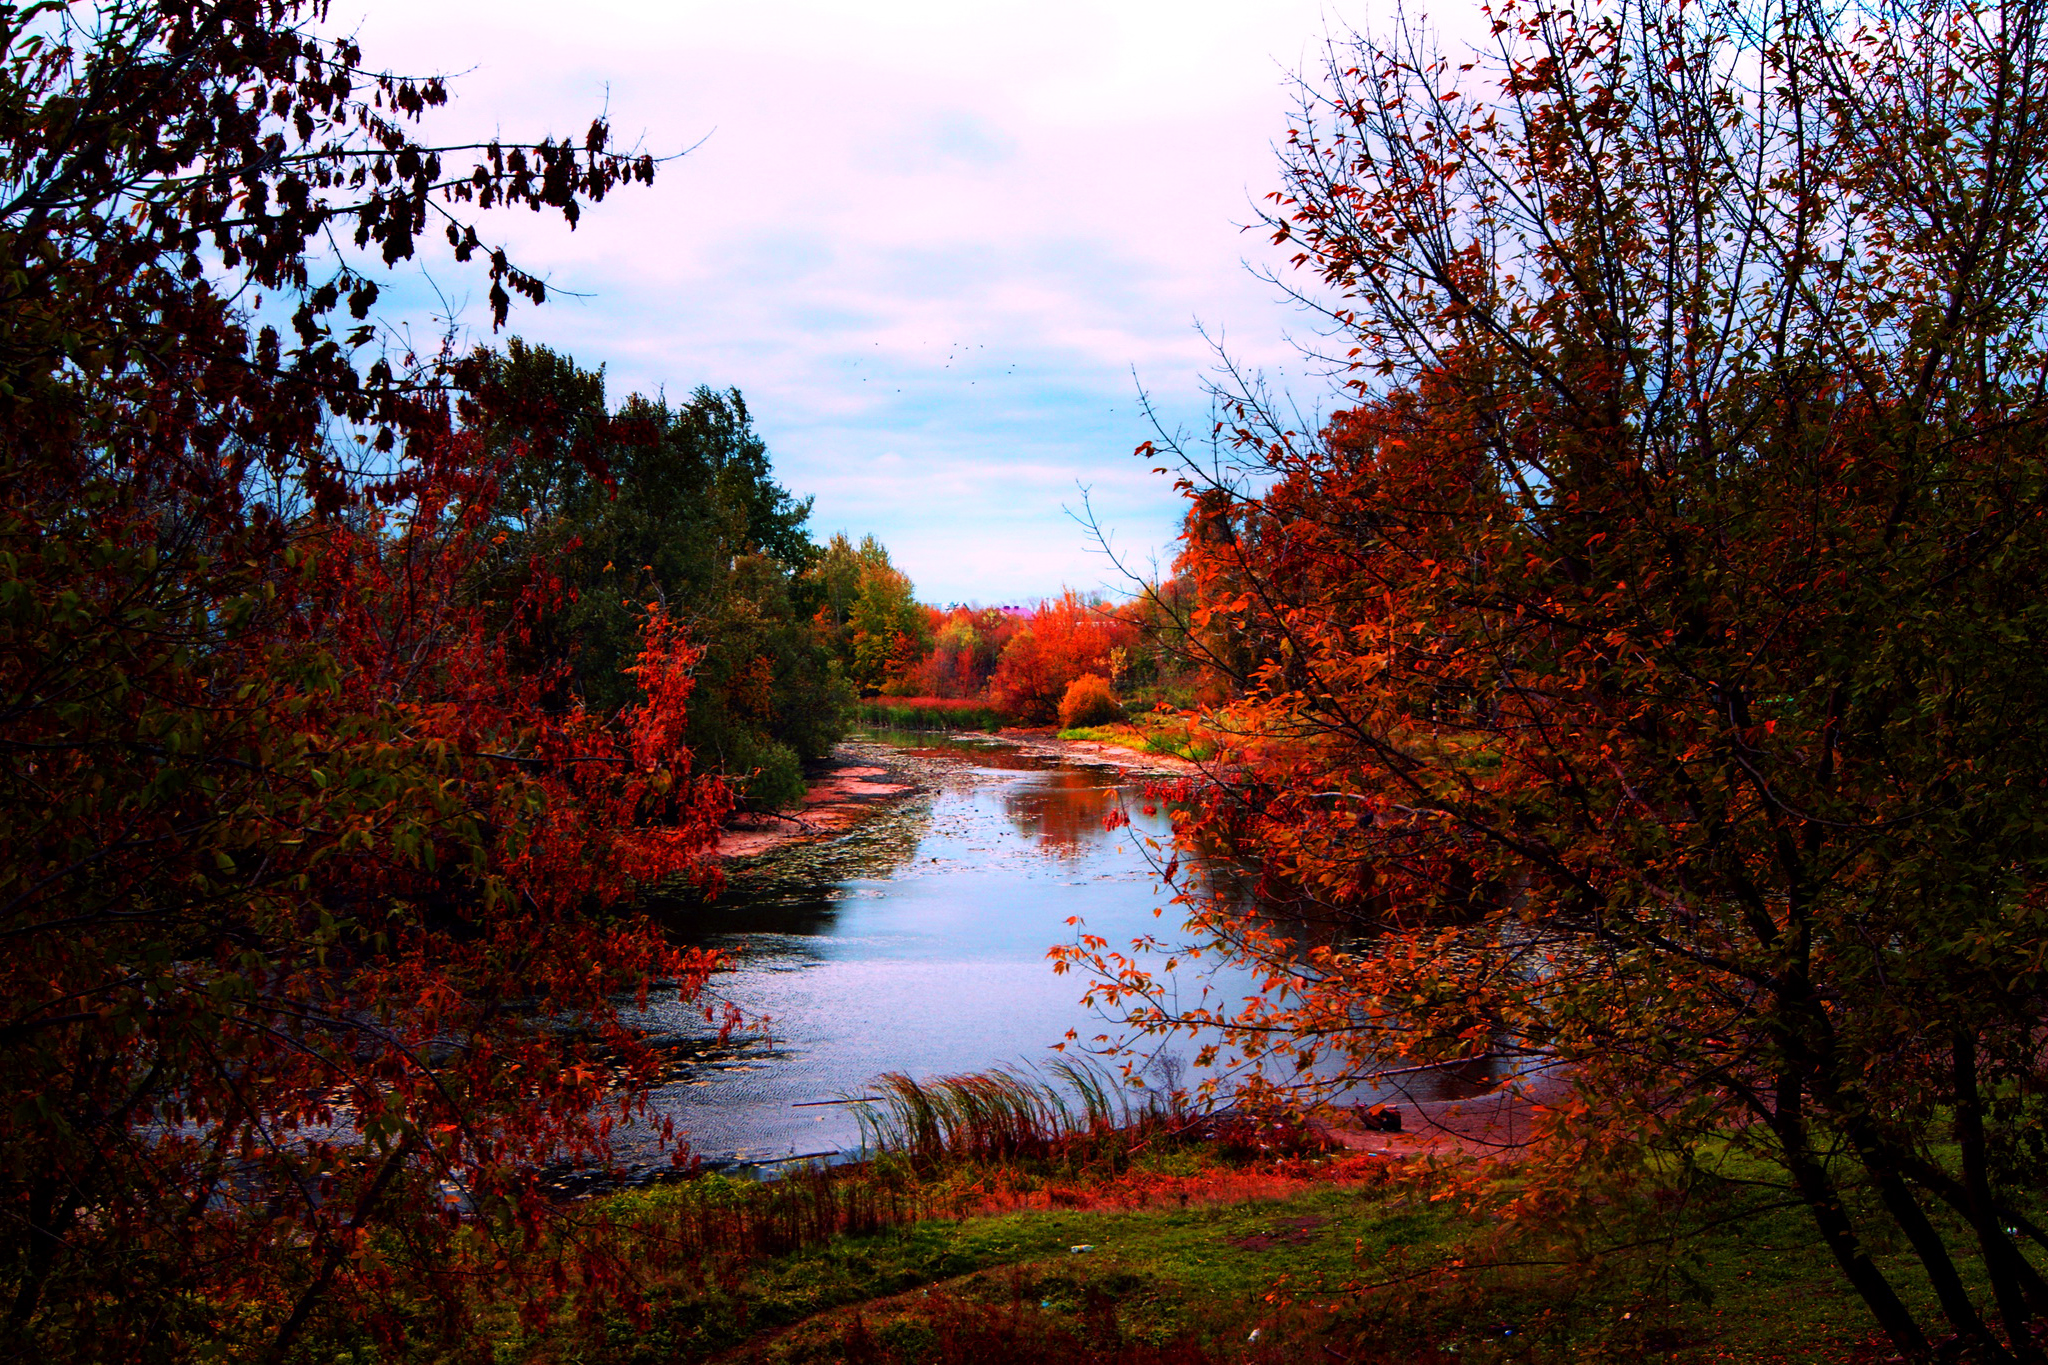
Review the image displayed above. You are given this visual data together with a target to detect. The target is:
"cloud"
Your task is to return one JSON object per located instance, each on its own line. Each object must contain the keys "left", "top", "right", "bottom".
{"left": 340, "top": 0, "right": 1363, "bottom": 601}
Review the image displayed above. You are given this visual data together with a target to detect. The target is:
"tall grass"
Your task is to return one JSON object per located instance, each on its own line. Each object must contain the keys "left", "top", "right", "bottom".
{"left": 856, "top": 696, "right": 1008, "bottom": 731}
{"left": 853, "top": 1061, "right": 1178, "bottom": 1170}
{"left": 597, "top": 1162, "right": 927, "bottom": 1265}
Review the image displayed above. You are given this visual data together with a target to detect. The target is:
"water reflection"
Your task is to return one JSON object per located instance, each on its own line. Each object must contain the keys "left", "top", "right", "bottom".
{"left": 619, "top": 736, "right": 1197, "bottom": 1166}
{"left": 618, "top": 735, "right": 1522, "bottom": 1171}
{"left": 1002, "top": 769, "right": 1123, "bottom": 856}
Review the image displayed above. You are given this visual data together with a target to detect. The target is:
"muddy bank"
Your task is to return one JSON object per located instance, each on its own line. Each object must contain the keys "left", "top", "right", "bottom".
{"left": 713, "top": 740, "right": 928, "bottom": 860}
{"left": 712, "top": 731, "right": 1207, "bottom": 863}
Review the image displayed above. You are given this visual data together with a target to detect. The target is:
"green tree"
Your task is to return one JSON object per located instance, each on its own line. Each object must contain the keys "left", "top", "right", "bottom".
{"left": 467, "top": 340, "right": 851, "bottom": 806}
{"left": 813, "top": 531, "right": 927, "bottom": 694}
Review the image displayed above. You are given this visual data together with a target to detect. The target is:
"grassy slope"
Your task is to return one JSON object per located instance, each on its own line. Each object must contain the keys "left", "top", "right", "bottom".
{"left": 1054, "top": 717, "right": 1214, "bottom": 762}
{"left": 496, "top": 1149, "right": 1920, "bottom": 1365}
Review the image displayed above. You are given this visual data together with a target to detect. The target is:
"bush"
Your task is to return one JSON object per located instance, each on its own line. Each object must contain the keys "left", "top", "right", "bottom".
{"left": 737, "top": 737, "right": 808, "bottom": 810}
{"left": 1057, "top": 674, "right": 1122, "bottom": 730}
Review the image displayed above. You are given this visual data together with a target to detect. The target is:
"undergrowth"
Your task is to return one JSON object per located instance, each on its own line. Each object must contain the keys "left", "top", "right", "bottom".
{"left": 299, "top": 1074, "right": 1978, "bottom": 1364}
{"left": 855, "top": 698, "right": 1008, "bottom": 731}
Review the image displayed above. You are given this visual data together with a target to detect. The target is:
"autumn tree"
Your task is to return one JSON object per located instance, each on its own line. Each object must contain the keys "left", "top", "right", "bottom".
{"left": 811, "top": 532, "right": 928, "bottom": 694}
{"left": 902, "top": 604, "right": 1026, "bottom": 697}
{"left": 988, "top": 589, "right": 1137, "bottom": 723}
{"left": 0, "top": 1, "right": 722, "bottom": 1356}
{"left": 1071, "top": 0, "right": 2048, "bottom": 1357}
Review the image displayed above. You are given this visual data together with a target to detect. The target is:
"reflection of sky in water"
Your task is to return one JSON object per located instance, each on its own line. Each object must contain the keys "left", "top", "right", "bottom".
{"left": 618, "top": 736, "right": 1517, "bottom": 1169}
{"left": 620, "top": 739, "right": 1249, "bottom": 1165}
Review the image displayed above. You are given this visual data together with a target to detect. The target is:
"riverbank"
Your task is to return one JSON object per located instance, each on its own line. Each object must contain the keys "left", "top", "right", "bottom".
{"left": 713, "top": 739, "right": 928, "bottom": 860}
{"left": 712, "top": 730, "right": 1204, "bottom": 863}
{"left": 476, "top": 1133, "right": 1895, "bottom": 1365}
{"left": 994, "top": 726, "right": 1207, "bottom": 779}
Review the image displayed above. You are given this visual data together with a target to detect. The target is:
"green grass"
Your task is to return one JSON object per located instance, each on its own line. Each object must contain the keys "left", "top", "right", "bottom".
{"left": 856, "top": 698, "right": 1008, "bottom": 731}
{"left": 485, "top": 1146, "right": 1940, "bottom": 1365}
{"left": 1055, "top": 717, "right": 1216, "bottom": 762}
{"left": 299, "top": 1100, "right": 2048, "bottom": 1364}
{"left": 521, "top": 1175, "right": 1432, "bottom": 1365}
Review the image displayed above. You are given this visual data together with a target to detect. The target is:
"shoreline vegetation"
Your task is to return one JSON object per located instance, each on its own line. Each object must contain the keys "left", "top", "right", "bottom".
{"left": 712, "top": 728, "right": 1206, "bottom": 863}
{"left": 430, "top": 1071, "right": 1913, "bottom": 1364}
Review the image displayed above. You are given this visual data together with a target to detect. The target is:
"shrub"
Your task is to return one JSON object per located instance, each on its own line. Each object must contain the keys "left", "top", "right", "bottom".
{"left": 1057, "top": 674, "right": 1122, "bottom": 730}
{"left": 738, "top": 738, "right": 808, "bottom": 810}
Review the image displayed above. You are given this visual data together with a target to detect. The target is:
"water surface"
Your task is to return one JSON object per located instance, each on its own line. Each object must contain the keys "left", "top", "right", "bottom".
{"left": 625, "top": 734, "right": 1211, "bottom": 1165}
{"left": 621, "top": 733, "right": 1517, "bottom": 1170}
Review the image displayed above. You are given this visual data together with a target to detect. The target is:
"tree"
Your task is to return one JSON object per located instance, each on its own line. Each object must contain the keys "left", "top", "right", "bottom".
{"left": 0, "top": 2, "right": 721, "bottom": 1355}
{"left": 1069, "top": 0, "right": 2048, "bottom": 1357}
{"left": 466, "top": 340, "right": 852, "bottom": 808}
{"left": 812, "top": 532, "right": 927, "bottom": 695}
{"left": 989, "top": 589, "right": 1136, "bottom": 723}
{"left": 903, "top": 604, "right": 1027, "bottom": 698}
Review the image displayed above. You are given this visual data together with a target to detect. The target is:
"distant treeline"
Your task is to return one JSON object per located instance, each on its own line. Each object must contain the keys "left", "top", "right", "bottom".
{"left": 475, "top": 343, "right": 1215, "bottom": 795}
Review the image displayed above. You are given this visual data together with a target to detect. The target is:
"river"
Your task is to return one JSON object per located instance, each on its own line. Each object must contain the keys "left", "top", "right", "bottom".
{"left": 612, "top": 730, "right": 1516, "bottom": 1177}
{"left": 614, "top": 731, "right": 1244, "bottom": 1170}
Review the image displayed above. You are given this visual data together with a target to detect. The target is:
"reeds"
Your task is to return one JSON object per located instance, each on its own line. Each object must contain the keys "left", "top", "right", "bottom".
{"left": 855, "top": 697, "right": 1009, "bottom": 731}
{"left": 591, "top": 1160, "right": 927, "bottom": 1273}
{"left": 853, "top": 1061, "right": 1175, "bottom": 1170}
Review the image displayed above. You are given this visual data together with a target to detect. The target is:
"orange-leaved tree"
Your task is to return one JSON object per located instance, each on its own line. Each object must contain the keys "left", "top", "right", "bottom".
{"left": 989, "top": 590, "right": 1137, "bottom": 723}
{"left": 0, "top": 1, "right": 726, "bottom": 1356}
{"left": 1064, "top": 0, "right": 2048, "bottom": 1357}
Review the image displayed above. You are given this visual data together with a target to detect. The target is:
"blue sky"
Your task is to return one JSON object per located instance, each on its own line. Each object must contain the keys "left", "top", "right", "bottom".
{"left": 347, "top": 0, "right": 1369, "bottom": 603}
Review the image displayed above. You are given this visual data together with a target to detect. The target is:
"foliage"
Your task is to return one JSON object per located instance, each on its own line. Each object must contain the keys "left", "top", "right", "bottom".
{"left": 1105, "top": 577, "right": 1210, "bottom": 711}
{"left": 899, "top": 604, "right": 1029, "bottom": 699}
{"left": 989, "top": 591, "right": 1139, "bottom": 725}
{"left": 466, "top": 341, "right": 851, "bottom": 808}
{"left": 812, "top": 533, "right": 929, "bottom": 696}
{"left": 1057, "top": 674, "right": 1124, "bottom": 731}
{"left": 855, "top": 696, "right": 1010, "bottom": 732}
{"left": 1074, "top": 0, "right": 2048, "bottom": 1357}
{"left": 0, "top": 0, "right": 727, "bottom": 1355}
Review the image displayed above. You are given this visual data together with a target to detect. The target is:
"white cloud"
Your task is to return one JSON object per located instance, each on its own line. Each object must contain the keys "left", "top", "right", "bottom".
{"left": 339, "top": 0, "right": 1377, "bottom": 601}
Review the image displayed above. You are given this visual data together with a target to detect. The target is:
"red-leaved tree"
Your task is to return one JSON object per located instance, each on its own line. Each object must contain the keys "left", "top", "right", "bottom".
{"left": 0, "top": 2, "right": 727, "bottom": 1356}
{"left": 1065, "top": 0, "right": 2048, "bottom": 1357}
{"left": 989, "top": 590, "right": 1136, "bottom": 724}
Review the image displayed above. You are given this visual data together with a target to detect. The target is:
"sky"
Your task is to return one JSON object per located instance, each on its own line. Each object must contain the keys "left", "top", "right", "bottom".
{"left": 344, "top": 0, "right": 1373, "bottom": 604}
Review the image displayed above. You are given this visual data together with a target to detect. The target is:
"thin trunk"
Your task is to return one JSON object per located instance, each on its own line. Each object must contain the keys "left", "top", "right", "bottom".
{"left": 263, "top": 1136, "right": 414, "bottom": 1365}
{"left": 1773, "top": 1072, "right": 1930, "bottom": 1358}
{"left": 1954, "top": 1032, "right": 2041, "bottom": 1361}
{"left": 1894, "top": 1150, "right": 2048, "bottom": 1308}
{"left": 1841, "top": 1110, "right": 2011, "bottom": 1363}
{"left": 3, "top": 1176, "right": 66, "bottom": 1336}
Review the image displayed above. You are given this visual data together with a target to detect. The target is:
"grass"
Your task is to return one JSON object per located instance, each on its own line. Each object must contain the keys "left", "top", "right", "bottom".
{"left": 461, "top": 1074, "right": 1990, "bottom": 1365}
{"left": 491, "top": 1145, "right": 1914, "bottom": 1365}
{"left": 303, "top": 1070, "right": 2025, "bottom": 1363}
{"left": 1055, "top": 714, "right": 1216, "bottom": 762}
{"left": 856, "top": 697, "right": 1009, "bottom": 731}
{"left": 852, "top": 1061, "right": 1174, "bottom": 1170}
